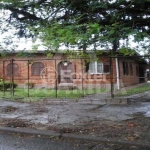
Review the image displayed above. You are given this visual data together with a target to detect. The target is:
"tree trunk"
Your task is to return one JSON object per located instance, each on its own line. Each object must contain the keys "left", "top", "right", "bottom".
{"left": 110, "top": 39, "right": 119, "bottom": 98}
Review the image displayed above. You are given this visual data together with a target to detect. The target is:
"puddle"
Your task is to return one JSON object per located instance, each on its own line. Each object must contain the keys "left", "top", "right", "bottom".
{"left": 145, "top": 111, "right": 150, "bottom": 117}
{"left": 1, "top": 100, "right": 150, "bottom": 126}
{"left": 135, "top": 102, "right": 150, "bottom": 117}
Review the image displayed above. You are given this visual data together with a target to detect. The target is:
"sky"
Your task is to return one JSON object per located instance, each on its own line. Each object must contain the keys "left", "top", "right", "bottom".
{"left": 0, "top": 9, "right": 141, "bottom": 52}
{"left": 0, "top": 29, "right": 139, "bottom": 52}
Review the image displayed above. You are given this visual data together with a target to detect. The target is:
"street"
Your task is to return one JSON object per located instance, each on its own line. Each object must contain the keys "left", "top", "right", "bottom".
{"left": 0, "top": 132, "right": 86, "bottom": 150}
{"left": 0, "top": 132, "right": 149, "bottom": 150}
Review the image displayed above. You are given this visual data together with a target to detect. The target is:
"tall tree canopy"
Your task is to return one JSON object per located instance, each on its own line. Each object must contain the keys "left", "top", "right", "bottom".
{"left": 1, "top": 0, "right": 150, "bottom": 51}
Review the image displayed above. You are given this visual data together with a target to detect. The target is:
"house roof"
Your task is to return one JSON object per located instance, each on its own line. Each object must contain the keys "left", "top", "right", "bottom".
{"left": 0, "top": 49, "right": 148, "bottom": 64}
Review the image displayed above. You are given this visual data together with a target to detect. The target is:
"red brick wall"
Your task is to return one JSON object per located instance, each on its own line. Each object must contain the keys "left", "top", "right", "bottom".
{"left": 0, "top": 55, "right": 116, "bottom": 89}
{"left": 0, "top": 54, "right": 143, "bottom": 89}
{"left": 118, "top": 58, "right": 140, "bottom": 87}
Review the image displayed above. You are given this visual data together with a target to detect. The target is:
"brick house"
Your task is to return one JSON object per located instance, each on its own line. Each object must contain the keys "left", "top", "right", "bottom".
{"left": 0, "top": 51, "right": 148, "bottom": 90}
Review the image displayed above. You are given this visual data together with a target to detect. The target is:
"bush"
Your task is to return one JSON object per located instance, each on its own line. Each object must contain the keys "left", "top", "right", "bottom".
{"left": 25, "top": 82, "right": 34, "bottom": 89}
{"left": 0, "top": 81, "right": 17, "bottom": 91}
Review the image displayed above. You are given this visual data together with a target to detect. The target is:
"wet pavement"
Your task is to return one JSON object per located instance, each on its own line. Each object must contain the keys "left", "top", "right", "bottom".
{"left": 0, "top": 91, "right": 150, "bottom": 130}
{"left": 0, "top": 132, "right": 149, "bottom": 150}
{"left": 0, "top": 87, "right": 150, "bottom": 148}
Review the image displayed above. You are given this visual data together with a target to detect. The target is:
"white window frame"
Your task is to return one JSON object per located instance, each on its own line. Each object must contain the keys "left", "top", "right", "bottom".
{"left": 88, "top": 61, "right": 103, "bottom": 74}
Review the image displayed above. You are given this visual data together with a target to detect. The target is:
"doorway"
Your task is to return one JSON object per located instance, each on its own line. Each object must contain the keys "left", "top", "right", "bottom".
{"left": 58, "top": 61, "right": 73, "bottom": 84}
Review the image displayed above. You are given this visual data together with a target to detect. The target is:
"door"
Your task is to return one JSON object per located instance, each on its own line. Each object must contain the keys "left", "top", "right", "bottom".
{"left": 58, "top": 61, "right": 73, "bottom": 83}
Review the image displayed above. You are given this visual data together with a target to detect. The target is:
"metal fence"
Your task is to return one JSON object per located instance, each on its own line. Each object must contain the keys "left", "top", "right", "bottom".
{"left": 0, "top": 55, "right": 150, "bottom": 101}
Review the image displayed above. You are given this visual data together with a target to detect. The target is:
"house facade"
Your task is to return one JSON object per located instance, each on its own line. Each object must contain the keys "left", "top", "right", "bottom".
{"left": 0, "top": 51, "right": 148, "bottom": 90}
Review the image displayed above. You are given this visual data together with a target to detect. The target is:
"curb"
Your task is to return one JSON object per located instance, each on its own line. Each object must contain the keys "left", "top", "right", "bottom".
{"left": 0, "top": 126, "right": 150, "bottom": 148}
{"left": 0, "top": 126, "right": 60, "bottom": 137}
{"left": 79, "top": 98, "right": 128, "bottom": 105}
{"left": 63, "top": 133, "right": 150, "bottom": 148}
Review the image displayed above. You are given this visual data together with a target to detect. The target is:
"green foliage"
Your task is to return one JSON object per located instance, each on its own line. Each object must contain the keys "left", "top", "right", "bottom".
{"left": 0, "top": 50, "right": 9, "bottom": 57}
{"left": 46, "top": 53, "right": 53, "bottom": 58}
{"left": 16, "top": 51, "right": 34, "bottom": 57}
{"left": 44, "top": 50, "right": 90, "bottom": 59}
{"left": 119, "top": 47, "right": 135, "bottom": 56}
{"left": 1, "top": 0, "right": 150, "bottom": 51}
{"left": 0, "top": 80, "right": 17, "bottom": 91}
{"left": 63, "top": 50, "right": 90, "bottom": 59}
{"left": 43, "top": 50, "right": 107, "bottom": 61}
{"left": 95, "top": 50, "right": 104, "bottom": 56}
{"left": 25, "top": 82, "right": 34, "bottom": 89}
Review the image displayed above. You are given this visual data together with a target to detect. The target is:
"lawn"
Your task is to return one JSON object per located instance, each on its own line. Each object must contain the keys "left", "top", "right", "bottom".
{"left": 116, "top": 83, "right": 150, "bottom": 96}
{"left": 1, "top": 83, "right": 150, "bottom": 102}
{"left": 0, "top": 87, "right": 109, "bottom": 102}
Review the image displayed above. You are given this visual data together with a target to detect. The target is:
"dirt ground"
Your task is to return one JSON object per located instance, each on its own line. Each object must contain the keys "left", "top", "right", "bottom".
{"left": 0, "top": 95, "right": 150, "bottom": 147}
{"left": 0, "top": 114, "right": 150, "bottom": 150}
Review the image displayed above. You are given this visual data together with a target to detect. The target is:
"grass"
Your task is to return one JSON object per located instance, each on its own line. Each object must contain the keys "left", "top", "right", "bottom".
{"left": 1, "top": 83, "right": 150, "bottom": 101}
{"left": 0, "top": 87, "right": 109, "bottom": 102}
{"left": 116, "top": 83, "right": 150, "bottom": 96}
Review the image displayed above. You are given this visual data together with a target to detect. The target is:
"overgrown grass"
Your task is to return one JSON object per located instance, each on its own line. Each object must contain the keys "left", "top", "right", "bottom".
{"left": 1, "top": 84, "right": 149, "bottom": 101}
{"left": 116, "top": 83, "right": 150, "bottom": 96}
{"left": 0, "top": 87, "right": 109, "bottom": 102}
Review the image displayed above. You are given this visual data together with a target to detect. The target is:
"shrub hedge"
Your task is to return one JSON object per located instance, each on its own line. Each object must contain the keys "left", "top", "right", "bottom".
{"left": 0, "top": 81, "right": 17, "bottom": 91}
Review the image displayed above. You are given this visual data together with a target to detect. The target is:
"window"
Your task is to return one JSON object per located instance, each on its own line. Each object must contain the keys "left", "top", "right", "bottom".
{"left": 88, "top": 61, "right": 110, "bottom": 74}
{"left": 129, "top": 63, "right": 133, "bottom": 75}
{"left": 136, "top": 65, "right": 139, "bottom": 76}
{"left": 31, "top": 62, "right": 44, "bottom": 76}
{"left": 103, "top": 61, "right": 110, "bottom": 73}
{"left": 7, "top": 63, "right": 19, "bottom": 76}
{"left": 123, "top": 62, "right": 129, "bottom": 75}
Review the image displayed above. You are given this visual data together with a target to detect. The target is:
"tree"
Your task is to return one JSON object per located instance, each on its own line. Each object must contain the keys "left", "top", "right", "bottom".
{"left": 1, "top": 0, "right": 150, "bottom": 51}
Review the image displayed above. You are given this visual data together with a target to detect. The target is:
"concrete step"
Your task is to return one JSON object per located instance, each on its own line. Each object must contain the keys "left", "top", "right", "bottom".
{"left": 79, "top": 98, "right": 128, "bottom": 105}
{"left": 57, "top": 83, "right": 78, "bottom": 90}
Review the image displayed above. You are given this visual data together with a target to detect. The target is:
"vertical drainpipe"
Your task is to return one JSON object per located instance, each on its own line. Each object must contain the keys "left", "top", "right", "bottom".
{"left": 115, "top": 57, "right": 120, "bottom": 89}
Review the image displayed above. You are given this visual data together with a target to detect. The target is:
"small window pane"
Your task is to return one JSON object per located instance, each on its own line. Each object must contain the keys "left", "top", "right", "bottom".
{"left": 89, "top": 62, "right": 95, "bottom": 73}
{"left": 7, "top": 63, "right": 19, "bottom": 76}
{"left": 123, "top": 62, "right": 129, "bottom": 75}
{"left": 104, "top": 65, "right": 110, "bottom": 73}
{"left": 85, "top": 62, "right": 89, "bottom": 72}
{"left": 130, "top": 63, "right": 133, "bottom": 75}
{"left": 136, "top": 65, "right": 139, "bottom": 76}
{"left": 104, "top": 61, "right": 110, "bottom": 73}
{"left": 97, "top": 62, "right": 103, "bottom": 73}
{"left": 32, "top": 62, "right": 45, "bottom": 76}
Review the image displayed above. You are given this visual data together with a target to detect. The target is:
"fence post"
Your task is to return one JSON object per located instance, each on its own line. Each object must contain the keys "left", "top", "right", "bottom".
{"left": 55, "top": 59, "right": 57, "bottom": 98}
{"left": 110, "top": 56, "right": 114, "bottom": 98}
{"left": 81, "top": 58, "right": 84, "bottom": 97}
{"left": 148, "top": 56, "right": 150, "bottom": 80}
{"left": 2, "top": 61, "right": 5, "bottom": 96}
{"left": 27, "top": 60, "right": 30, "bottom": 97}
{"left": 11, "top": 59, "right": 14, "bottom": 97}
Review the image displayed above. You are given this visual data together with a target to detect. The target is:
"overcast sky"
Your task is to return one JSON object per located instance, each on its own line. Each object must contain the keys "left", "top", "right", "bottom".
{"left": 0, "top": 9, "right": 140, "bottom": 52}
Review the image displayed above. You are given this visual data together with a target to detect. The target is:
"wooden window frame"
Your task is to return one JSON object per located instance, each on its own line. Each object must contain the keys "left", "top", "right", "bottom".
{"left": 103, "top": 61, "right": 110, "bottom": 73}
{"left": 136, "top": 65, "right": 139, "bottom": 76}
{"left": 88, "top": 61, "right": 110, "bottom": 74}
{"left": 129, "top": 63, "right": 133, "bottom": 76}
{"left": 123, "top": 62, "right": 129, "bottom": 75}
{"left": 7, "top": 63, "right": 19, "bottom": 76}
{"left": 31, "top": 62, "right": 45, "bottom": 76}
